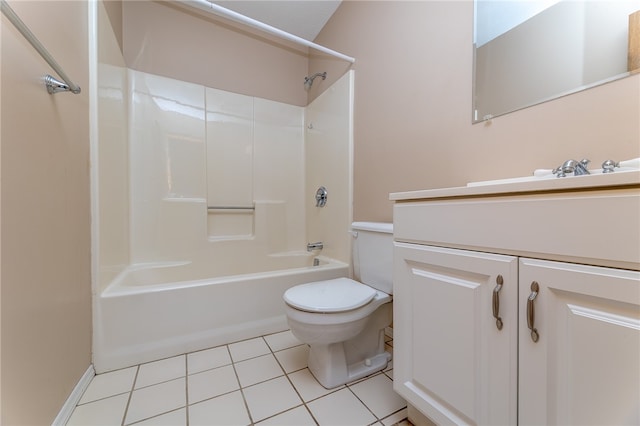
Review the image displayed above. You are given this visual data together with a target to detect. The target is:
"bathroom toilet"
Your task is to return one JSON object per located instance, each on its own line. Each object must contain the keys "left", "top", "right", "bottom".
{"left": 283, "top": 222, "right": 393, "bottom": 389}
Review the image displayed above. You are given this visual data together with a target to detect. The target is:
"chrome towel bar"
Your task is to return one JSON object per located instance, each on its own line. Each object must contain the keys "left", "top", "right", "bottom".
{"left": 1, "top": 0, "right": 81, "bottom": 94}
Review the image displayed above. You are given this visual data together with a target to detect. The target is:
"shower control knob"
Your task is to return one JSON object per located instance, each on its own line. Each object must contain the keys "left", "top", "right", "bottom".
{"left": 315, "top": 186, "right": 328, "bottom": 207}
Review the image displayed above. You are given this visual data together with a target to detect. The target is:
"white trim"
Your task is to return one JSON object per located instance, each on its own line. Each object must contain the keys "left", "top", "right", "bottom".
{"left": 178, "top": 0, "right": 355, "bottom": 63}
{"left": 351, "top": 221, "right": 393, "bottom": 234}
{"left": 51, "top": 365, "right": 95, "bottom": 426}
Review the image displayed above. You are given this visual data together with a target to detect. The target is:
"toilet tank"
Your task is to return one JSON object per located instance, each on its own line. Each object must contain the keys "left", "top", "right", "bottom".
{"left": 351, "top": 222, "right": 394, "bottom": 294}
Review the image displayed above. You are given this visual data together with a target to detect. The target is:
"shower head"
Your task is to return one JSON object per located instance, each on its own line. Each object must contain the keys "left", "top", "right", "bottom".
{"left": 304, "top": 72, "right": 327, "bottom": 90}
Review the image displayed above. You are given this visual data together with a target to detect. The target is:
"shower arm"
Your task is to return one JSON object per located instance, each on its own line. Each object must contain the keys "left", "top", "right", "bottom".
{"left": 307, "top": 72, "right": 326, "bottom": 82}
{"left": 304, "top": 72, "right": 327, "bottom": 90}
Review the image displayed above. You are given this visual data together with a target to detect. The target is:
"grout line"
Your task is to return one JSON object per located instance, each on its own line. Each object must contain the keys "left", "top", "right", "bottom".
{"left": 264, "top": 334, "right": 321, "bottom": 425}
{"left": 251, "top": 403, "right": 310, "bottom": 425}
{"left": 127, "top": 407, "right": 185, "bottom": 426}
{"left": 120, "top": 365, "right": 139, "bottom": 426}
{"left": 185, "top": 388, "right": 248, "bottom": 412}
{"left": 184, "top": 354, "right": 190, "bottom": 425}
{"left": 235, "top": 352, "right": 286, "bottom": 389}
{"left": 346, "top": 371, "right": 389, "bottom": 423}
{"left": 239, "top": 336, "right": 301, "bottom": 423}
{"left": 270, "top": 344, "right": 319, "bottom": 425}
{"left": 229, "top": 342, "right": 255, "bottom": 425}
{"left": 380, "top": 407, "right": 411, "bottom": 426}
{"left": 73, "top": 330, "right": 404, "bottom": 426}
{"left": 74, "top": 390, "right": 131, "bottom": 407}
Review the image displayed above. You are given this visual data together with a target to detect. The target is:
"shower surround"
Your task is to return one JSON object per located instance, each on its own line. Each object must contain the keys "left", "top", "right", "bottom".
{"left": 93, "top": 60, "right": 354, "bottom": 372}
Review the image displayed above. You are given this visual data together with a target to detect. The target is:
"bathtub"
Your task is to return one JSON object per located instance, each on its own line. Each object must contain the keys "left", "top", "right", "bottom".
{"left": 93, "top": 255, "right": 349, "bottom": 373}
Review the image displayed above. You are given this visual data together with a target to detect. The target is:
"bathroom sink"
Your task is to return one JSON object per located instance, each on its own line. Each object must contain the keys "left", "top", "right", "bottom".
{"left": 467, "top": 166, "right": 638, "bottom": 187}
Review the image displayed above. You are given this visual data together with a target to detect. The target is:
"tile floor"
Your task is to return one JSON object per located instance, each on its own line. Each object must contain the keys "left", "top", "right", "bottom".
{"left": 67, "top": 330, "right": 407, "bottom": 425}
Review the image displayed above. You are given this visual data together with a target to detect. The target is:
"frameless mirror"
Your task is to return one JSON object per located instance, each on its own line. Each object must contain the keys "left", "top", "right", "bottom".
{"left": 473, "top": 0, "right": 640, "bottom": 123}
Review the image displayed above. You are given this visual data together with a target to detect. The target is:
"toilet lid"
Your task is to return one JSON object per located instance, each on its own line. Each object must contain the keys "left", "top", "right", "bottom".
{"left": 284, "top": 278, "right": 376, "bottom": 313}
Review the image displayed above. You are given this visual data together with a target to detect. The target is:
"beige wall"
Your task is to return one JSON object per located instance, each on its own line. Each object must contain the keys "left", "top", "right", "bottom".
{"left": 0, "top": 1, "right": 636, "bottom": 421}
{"left": 102, "top": 0, "right": 123, "bottom": 54}
{"left": 1, "top": 1, "right": 92, "bottom": 424}
{"left": 122, "top": 0, "right": 310, "bottom": 106}
{"left": 312, "top": 1, "right": 640, "bottom": 222}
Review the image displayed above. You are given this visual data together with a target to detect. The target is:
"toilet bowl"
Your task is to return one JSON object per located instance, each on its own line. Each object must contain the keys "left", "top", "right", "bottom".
{"left": 283, "top": 222, "right": 393, "bottom": 389}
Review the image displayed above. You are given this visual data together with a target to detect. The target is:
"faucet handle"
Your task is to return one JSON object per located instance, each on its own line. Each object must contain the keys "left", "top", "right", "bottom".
{"left": 601, "top": 159, "right": 618, "bottom": 173}
{"left": 573, "top": 158, "right": 591, "bottom": 175}
{"left": 552, "top": 166, "right": 565, "bottom": 177}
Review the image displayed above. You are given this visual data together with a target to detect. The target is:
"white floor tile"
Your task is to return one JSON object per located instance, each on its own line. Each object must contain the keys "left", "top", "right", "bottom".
{"left": 307, "top": 388, "right": 377, "bottom": 426}
{"left": 188, "top": 364, "right": 239, "bottom": 404}
{"left": 288, "top": 368, "right": 341, "bottom": 402}
{"left": 68, "top": 331, "right": 408, "bottom": 426}
{"left": 349, "top": 374, "right": 406, "bottom": 419}
{"left": 274, "top": 345, "right": 309, "bottom": 373}
{"left": 234, "top": 354, "right": 284, "bottom": 387}
{"left": 228, "top": 337, "right": 270, "bottom": 362}
{"left": 79, "top": 367, "right": 136, "bottom": 404}
{"left": 381, "top": 407, "right": 408, "bottom": 426}
{"left": 135, "top": 355, "right": 185, "bottom": 389}
{"left": 67, "top": 393, "right": 129, "bottom": 426}
{"left": 132, "top": 408, "right": 186, "bottom": 425}
{"left": 187, "top": 345, "right": 232, "bottom": 374}
{"left": 188, "top": 390, "right": 250, "bottom": 426}
{"left": 263, "top": 330, "right": 303, "bottom": 352}
{"left": 256, "top": 405, "right": 316, "bottom": 425}
{"left": 125, "top": 377, "right": 186, "bottom": 425}
{"left": 243, "top": 376, "right": 302, "bottom": 422}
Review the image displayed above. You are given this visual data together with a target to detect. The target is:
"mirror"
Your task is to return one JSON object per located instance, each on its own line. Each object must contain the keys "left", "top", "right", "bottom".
{"left": 473, "top": 0, "right": 640, "bottom": 123}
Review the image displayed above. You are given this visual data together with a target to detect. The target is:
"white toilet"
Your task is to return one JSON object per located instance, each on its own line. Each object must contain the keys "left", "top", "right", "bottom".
{"left": 283, "top": 222, "right": 393, "bottom": 389}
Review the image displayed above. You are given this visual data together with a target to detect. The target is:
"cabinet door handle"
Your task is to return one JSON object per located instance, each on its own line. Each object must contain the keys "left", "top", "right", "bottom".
{"left": 527, "top": 281, "right": 540, "bottom": 342}
{"left": 492, "top": 275, "right": 504, "bottom": 330}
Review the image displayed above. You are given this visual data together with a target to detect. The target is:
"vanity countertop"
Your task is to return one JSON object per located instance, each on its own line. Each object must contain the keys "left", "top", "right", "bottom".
{"left": 390, "top": 170, "right": 640, "bottom": 201}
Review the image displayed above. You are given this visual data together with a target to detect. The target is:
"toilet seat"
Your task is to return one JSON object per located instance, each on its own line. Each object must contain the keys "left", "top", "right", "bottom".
{"left": 284, "top": 278, "right": 376, "bottom": 313}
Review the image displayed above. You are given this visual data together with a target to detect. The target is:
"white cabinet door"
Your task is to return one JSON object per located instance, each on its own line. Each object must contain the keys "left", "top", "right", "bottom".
{"left": 519, "top": 258, "right": 640, "bottom": 425}
{"left": 394, "top": 242, "right": 518, "bottom": 425}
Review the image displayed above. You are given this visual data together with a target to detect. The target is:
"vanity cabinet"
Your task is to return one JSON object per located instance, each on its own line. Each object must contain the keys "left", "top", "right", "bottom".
{"left": 518, "top": 258, "right": 640, "bottom": 426}
{"left": 391, "top": 182, "right": 640, "bottom": 425}
{"left": 394, "top": 243, "right": 518, "bottom": 425}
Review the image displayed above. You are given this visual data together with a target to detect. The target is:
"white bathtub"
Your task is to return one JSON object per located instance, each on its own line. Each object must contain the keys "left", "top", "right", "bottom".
{"left": 93, "top": 255, "right": 349, "bottom": 373}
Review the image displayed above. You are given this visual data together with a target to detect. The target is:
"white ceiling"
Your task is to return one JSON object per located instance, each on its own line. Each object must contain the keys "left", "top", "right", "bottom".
{"left": 213, "top": 1, "right": 342, "bottom": 41}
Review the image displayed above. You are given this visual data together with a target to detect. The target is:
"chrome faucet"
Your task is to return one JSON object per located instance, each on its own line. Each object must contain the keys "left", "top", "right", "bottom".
{"left": 307, "top": 242, "right": 323, "bottom": 252}
{"left": 553, "top": 159, "right": 590, "bottom": 177}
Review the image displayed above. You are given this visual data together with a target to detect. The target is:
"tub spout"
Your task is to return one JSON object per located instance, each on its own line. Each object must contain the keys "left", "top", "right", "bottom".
{"left": 307, "top": 242, "right": 323, "bottom": 252}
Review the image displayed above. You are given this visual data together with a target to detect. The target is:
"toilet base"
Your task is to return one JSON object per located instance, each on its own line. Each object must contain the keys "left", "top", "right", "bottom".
{"left": 308, "top": 343, "right": 391, "bottom": 389}
{"left": 289, "top": 300, "right": 393, "bottom": 389}
{"left": 306, "top": 304, "right": 392, "bottom": 389}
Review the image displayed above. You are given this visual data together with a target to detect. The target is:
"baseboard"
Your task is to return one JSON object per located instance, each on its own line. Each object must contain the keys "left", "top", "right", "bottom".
{"left": 52, "top": 364, "right": 95, "bottom": 426}
{"left": 408, "top": 404, "right": 437, "bottom": 426}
